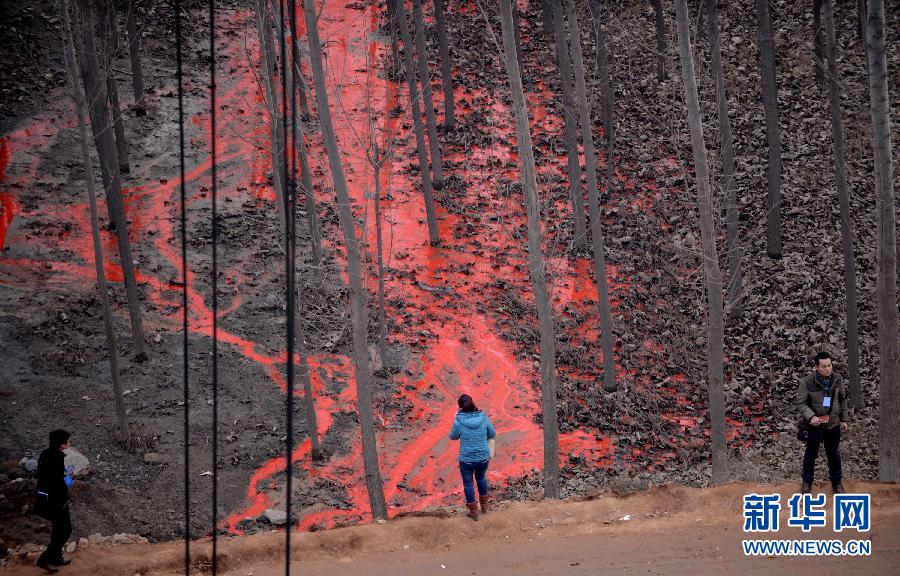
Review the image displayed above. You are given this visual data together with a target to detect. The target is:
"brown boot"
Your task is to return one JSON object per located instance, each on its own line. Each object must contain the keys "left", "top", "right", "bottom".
{"left": 833, "top": 482, "right": 845, "bottom": 494}
{"left": 800, "top": 481, "right": 812, "bottom": 494}
{"left": 466, "top": 501, "right": 479, "bottom": 521}
{"left": 479, "top": 495, "right": 489, "bottom": 514}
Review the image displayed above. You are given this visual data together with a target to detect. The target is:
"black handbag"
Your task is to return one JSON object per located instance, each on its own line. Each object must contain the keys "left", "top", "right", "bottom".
{"left": 797, "top": 380, "right": 838, "bottom": 443}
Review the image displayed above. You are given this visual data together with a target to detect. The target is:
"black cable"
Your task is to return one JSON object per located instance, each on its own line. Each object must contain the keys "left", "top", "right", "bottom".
{"left": 175, "top": 0, "right": 191, "bottom": 572}
{"left": 209, "top": 0, "right": 219, "bottom": 572}
{"left": 277, "top": 0, "right": 296, "bottom": 572}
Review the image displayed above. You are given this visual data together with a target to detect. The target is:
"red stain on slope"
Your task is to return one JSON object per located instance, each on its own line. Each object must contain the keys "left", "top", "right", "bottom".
{"left": 0, "top": 0, "right": 756, "bottom": 535}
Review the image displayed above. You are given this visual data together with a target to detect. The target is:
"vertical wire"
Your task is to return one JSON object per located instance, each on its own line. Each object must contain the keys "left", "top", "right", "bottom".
{"left": 175, "top": 0, "right": 191, "bottom": 572}
{"left": 208, "top": 0, "right": 219, "bottom": 571}
{"left": 279, "top": 0, "right": 296, "bottom": 572}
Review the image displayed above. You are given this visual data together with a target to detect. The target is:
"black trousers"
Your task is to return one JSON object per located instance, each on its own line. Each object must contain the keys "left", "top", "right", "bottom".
{"left": 38, "top": 505, "right": 71, "bottom": 565}
{"left": 802, "top": 425, "right": 842, "bottom": 485}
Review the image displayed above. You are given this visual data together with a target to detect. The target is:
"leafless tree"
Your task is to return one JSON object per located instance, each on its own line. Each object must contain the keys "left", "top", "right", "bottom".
{"left": 303, "top": 0, "right": 388, "bottom": 517}
{"left": 60, "top": 0, "right": 128, "bottom": 435}
{"left": 675, "top": 0, "right": 727, "bottom": 483}
{"left": 76, "top": 0, "right": 146, "bottom": 361}
{"left": 252, "top": 0, "right": 287, "bottom": 233}
{"left": 433, "top": 0, "right": 455, "bottom": 130}
{"left": 412, "top": 0, "right": 444, "bottom": 187}
{"left": 101, "top": 0, "right": 130, "bottom": 175}
{"left": 652, "top": 0, "right": 667, "bottom": 82}
{"left": 498, "top": 0, "right": 561, "bottom": 499}
{"left": 813, "top": 0, "right": 824, "bottom": 84}
{"left": 822, "top": 0, "right": 860, "bottom": 409}
{"left": 541, "top": 0, "right": 553, "bottom": 36}
{"left": 395, "top": 0, "right": 440, "bottom": 244}
{"left": 587, "top": 0, "right": 615, "bottom": 271}
{"left": 707, "top": 0, "right": 742, "bottom": 313}
{"left": 565, "top": 0, "right": 616, "bottom": 393}
{"left": 550, "top": 0, "right": 586, "bottom": 249}
{"left": 756, "top": 0, "right": 782, "bottom": 259}
{"left": 125, "top": 0, "right": 145, "bottom": 116}
{"left": 864, "top": 0, "right": 899, "bottom": 483}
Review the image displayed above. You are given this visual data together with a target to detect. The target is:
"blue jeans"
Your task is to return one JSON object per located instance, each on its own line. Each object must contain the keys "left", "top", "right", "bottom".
{"left": 460, "top": 459, "right": 489, "bottom": 503}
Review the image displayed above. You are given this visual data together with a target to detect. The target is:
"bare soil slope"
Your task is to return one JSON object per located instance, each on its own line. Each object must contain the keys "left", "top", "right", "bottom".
{"left": 4, "top": 481, "right": 900, "bottom": 575}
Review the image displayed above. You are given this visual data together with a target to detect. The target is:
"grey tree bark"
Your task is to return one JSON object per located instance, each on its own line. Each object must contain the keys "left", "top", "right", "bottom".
{"left": 864, "top": 0, "right": 899, "bottom": 483}
{"left": 269, "top": 13, "right": 323, "bottom": 276}
{"left": 587, "top": 1, "right": 615, "bottom": 256}
{"left": 542, "top": 0, "right": 554, "bottom": 36}
{"left": 707, "top": 0, "right": 742, "bottom": 313}
{"left": 77, "top": 0, "right": 146, "bottom": 361}
{"left": 373, "top": 141, "right": 389, "bottom": 370}
{"left": 412, "top": 0, "right": 444, "bottom": 187}
{"left": 823, "top": 0, "right": 861, "bottom": 410}
{"left": 756, "top": 0, "right": 782, "bottom": 259}
{"left": 813, "top": 0, "right": 824, "bottom": 84}
{"left": 102, "top": 0, "right": 130, "bottom": 175}
{"left": 303, "top": 0, "right": 388, "bottom": 517}
{"left": 296, "top": 321, "right": 321, "bottom": 461}
{"left": 498, "top": 0, "right": 560, "bottom": 500}
{"left": 125, "top": 0, "right": 145, "bottom": 116}
{"left": 675, "top": 0, "right": 728, "bottom": 484}
{"left": 60, "top": 0, "right": 128, "bottom": 435}
{"left": 551, "top": 0, "right": 586, "bottom": 249}
{"left": 395, "top": 0, "right": 440, "bottom": 244}
{"left": 512, "top": 0, "right": 524, "bottom": 76}
{"left": 253, "top": 0, "right": 287, "bottom": 234}
{"left": 652, "top": 0, "right": 667, "bottom": 82}
{"left": 565, "top": 0, "right": 616, "bottom": 393}
{"left": 433, "top": 0, "right": 455, "bottom": 130}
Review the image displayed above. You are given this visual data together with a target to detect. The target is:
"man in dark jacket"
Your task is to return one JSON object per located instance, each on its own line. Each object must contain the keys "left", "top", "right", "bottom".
{"left": 796, "top": 352, "right": 850, "bottom": 494}
{"left": 35, "top": 429, "right": 73, "bottom": 573}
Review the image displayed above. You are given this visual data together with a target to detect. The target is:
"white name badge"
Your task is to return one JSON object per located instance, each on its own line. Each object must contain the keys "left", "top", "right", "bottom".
{"left": 823, "top": 396, "right": 832, "bottom": 408}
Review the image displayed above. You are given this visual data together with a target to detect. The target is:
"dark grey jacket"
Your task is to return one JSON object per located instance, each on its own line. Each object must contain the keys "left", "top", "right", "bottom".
{"left": 796, "top": 372, "right": 850, "bottom": 430}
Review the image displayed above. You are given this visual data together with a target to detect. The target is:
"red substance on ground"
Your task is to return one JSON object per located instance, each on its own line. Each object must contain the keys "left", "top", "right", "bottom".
{"left": 0, "top": 1, "right": 758, "bottom": 535}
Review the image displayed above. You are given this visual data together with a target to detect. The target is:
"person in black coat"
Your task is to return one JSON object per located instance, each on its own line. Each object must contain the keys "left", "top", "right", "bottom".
{"left": 35, "top": 429, "right": 73, "bottom": 573}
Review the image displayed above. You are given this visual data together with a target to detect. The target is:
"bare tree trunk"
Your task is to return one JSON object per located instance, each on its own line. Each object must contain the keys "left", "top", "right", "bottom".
{"left": 374, "top": 149, "right": 389, "bottom": 370}
{"left": 272, "top": 20, "right": 323, "bottom": 276}
{"left": 77, "top": 0, "right": 146, "bottom": 361}
{"left": 253, "top": 0, "right": 287, "bottom": 234}
{"left": 857, "top": 0, "right": 867, "bottom": 41}
{"left": 125, "top": 0, "right": 145, "bottom": 116}
{"left": 512, "top": 0, "right": 524, "bottom": 76}
{"left": 296, "top": 120, "right": 323, "bottom": 281}
{"left": 303, "top": 0, "right": 388, "bottom": 518}
{"left": 60, "top": 0, "right": 128, "bottom": 435}
{"left": 542, "top": 0, "right": 554, "bottom": 36}
{"left": 551, "top": 0, "right": 585, "bottom": 249}
{"left": 565, "top": 0, "right": 616, "bottom": 393}
{"left": 864, "top": 0, "right": 899, "bottom": 483}
{"left": 296, "top": 321, "right": 321, "bottom": 460}
{"left": 433, "top": 0, "right": 455, "bottom": 130}
{"left": 756, "top": 0, "right": 782, "bottom": 259}
{"left": 395, "top": 0, "right": 439, "bottom": 244}
{"left": 386, "top": 0, "right": 400, "bottom": 73}
{"left": 813, "top": 0, "right": 824, "bottom": 84}
{"left": 708, "top": 0, "right": 742, "bottom": 313}
{"left": 498, "top": 0, "right": 560, "bottom": 500}
{"left": 823, "top": 0, "right": 861, "bottom": 410}
{"left": 412, "top": 0, "right": 444, "bottom": 187}
{"left": 588, "top": 1, "right": 615, "bottom": 242}
{"left": 102, "top": 0, "right": 130, "bottom": 175}
{"left": 675, "top": 0, "right": 727, "bottom": 484}
{"left": 652, "top": 0, "right": 667, "bottom": 82}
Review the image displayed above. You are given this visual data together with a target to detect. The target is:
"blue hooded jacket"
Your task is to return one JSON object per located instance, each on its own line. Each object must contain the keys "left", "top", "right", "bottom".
{"left": 449, "top": 410, "right": 496, "bottom": 463}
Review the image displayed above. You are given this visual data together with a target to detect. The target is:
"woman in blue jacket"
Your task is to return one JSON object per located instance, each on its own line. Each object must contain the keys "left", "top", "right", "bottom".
{"left": 449, "top": 394, "right": 496, "bottom": 520}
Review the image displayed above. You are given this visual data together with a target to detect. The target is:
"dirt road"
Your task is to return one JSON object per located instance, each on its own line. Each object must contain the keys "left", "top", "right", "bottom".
{"left": 4, "top": 481, "right": 899, "bottom": 575}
